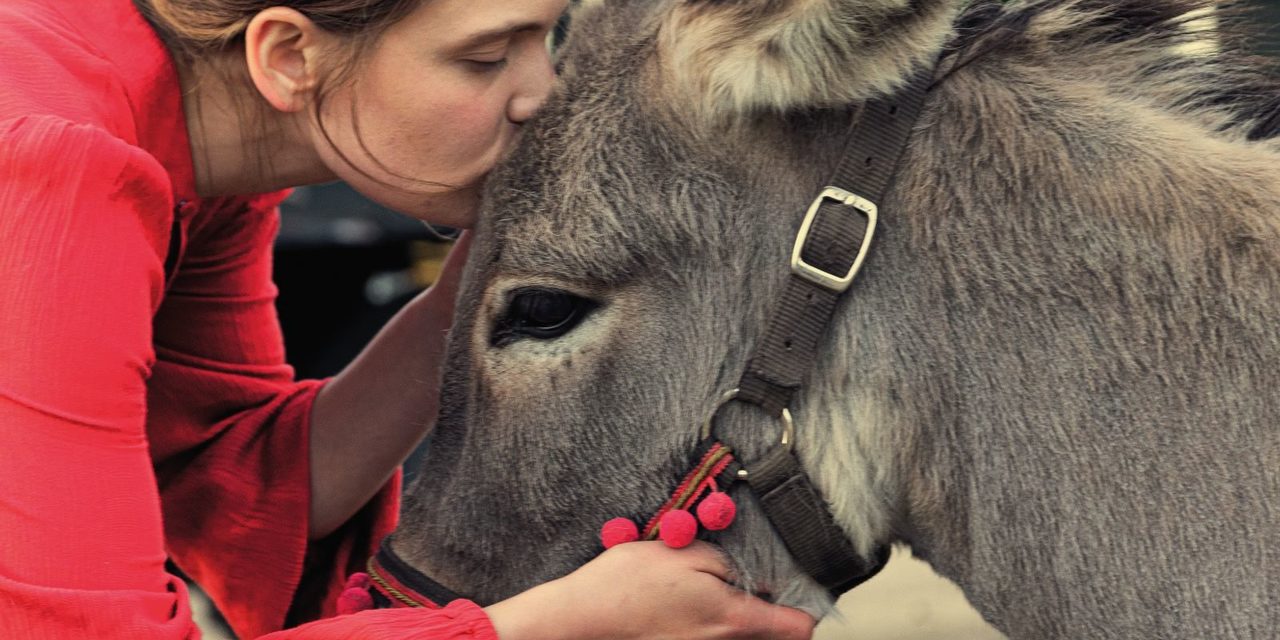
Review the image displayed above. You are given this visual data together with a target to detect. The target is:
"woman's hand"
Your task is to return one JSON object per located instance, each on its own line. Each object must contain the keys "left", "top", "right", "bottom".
{"left": 416, "top": 230, "right": 472, "bottom": 313}
{"left": 484, "top": 542, "right": 815, "bottom": 640}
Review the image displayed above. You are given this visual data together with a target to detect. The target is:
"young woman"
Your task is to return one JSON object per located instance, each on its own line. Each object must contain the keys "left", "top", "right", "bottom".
{"left": 0, "top": 0, "right": 815, "bottom": 638}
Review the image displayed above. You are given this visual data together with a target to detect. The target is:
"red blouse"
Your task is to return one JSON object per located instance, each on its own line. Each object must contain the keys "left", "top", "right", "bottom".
{"left": 0, "top": 1, "right": 494, "bottom": 638}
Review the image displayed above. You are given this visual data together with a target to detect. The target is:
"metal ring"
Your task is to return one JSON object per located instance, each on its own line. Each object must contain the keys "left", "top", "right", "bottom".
{"left": 701, "top": 388, "right": 795, "bottom": 450}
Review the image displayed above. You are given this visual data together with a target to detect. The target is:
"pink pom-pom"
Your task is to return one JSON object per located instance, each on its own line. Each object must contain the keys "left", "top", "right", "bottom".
{"left": 337, "top": 586, "right": 374, "bottom": 615}
{"left": 658, "top": 510, "right": 698, "bottom": 548}
{"left": 344, "top": 572, "right": 371, "bottom": 590}
{"left": 696, "top": 492, "right": 737, "bottom": 531}
{"left": 601, "top": 517, "right": 640, "bottom": 549}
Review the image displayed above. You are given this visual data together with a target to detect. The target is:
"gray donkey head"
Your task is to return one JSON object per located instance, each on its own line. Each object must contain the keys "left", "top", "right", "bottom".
{"left": 395, "top": 0, "right": 1280, "bottom": 636}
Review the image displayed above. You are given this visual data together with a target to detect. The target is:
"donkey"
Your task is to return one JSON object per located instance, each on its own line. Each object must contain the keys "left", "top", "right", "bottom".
{"left": 391, "top": 0, "right": 1280, "bottom": 637}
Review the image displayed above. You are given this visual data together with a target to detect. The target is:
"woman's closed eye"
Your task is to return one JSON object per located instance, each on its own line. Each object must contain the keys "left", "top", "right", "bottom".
{"left": 463, "top": 56, "right": 508, "bottom": 72}
{"left": 460, "top": 42, "right": 511, "bottom": 73}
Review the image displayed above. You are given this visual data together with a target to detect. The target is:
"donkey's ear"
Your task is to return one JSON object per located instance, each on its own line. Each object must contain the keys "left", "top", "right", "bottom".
{"left": 658, "top": 0, "right": 960, "bottom": 117}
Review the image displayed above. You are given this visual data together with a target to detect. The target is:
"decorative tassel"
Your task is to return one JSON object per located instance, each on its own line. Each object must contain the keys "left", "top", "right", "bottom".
{"left": 696, "top": 491, "right": 737, "bottom": 531}
{"left": 601, "top": 517, "right": 640, "bottom": 549}
{"left": 336, "top": 572, "right": 374, "bottom": 615}
{"left": 658, "top": 510, "right": 698, "bottom": 549}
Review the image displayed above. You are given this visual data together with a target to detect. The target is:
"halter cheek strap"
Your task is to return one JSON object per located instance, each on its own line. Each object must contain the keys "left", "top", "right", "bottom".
{"left": 745, "top": 444, "right": 891, "bottom": 594}
{"left": 672, "top": 437, "right": 890, "bottom": 597}
{"left": 722, "top": 63, "right": 935, "bottom": 597}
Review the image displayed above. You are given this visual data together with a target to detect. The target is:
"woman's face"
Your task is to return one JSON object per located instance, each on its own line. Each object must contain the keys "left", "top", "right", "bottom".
{"left": 311, "top": 0, "right": 568, "bottom": 227}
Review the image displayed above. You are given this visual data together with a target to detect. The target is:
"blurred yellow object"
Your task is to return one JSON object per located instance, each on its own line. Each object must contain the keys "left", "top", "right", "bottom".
{"left": 410, "top": 240, "right": 455, "bottom": 288}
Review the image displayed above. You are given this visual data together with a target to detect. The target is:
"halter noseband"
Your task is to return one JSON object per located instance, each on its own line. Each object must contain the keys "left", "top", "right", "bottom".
{"left": 363, "top": 540, "right": 463, "bottom": 610}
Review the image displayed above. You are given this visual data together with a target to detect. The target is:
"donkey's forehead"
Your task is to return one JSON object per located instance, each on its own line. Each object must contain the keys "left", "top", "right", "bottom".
{"left": 477, "top": 0, "right": 872, "bottom": 285}
{"left": 484, "top": 98, "right": 727, "bottom": 286}
{"left": 479, "top": 10, "right": 728, "bottom": 286}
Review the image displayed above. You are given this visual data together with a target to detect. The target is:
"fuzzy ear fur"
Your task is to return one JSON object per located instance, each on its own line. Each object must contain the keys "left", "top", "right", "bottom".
{"left": 658, "top": 0, "right": 963, "bottom": 118}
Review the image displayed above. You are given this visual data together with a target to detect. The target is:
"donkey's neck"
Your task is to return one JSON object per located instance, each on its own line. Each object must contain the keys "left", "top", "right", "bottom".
{"left": 800, "top": 4, "right": 1280, "bottom": 636}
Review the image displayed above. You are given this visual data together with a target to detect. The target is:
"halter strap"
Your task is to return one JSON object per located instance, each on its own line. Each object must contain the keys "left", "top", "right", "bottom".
{"left": 367, "top": 539, "right": 464, "bottom": 609}
{"left": 641, "top": 439, "right": 740, "bottom": 540}
{"left": 738, "top": 65, "right": 934, "bottom": 415}
{"left": 726, "top": 63, "right": 936, "bottom": 596}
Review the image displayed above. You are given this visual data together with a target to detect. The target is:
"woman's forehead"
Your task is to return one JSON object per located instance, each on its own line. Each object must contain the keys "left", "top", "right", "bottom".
{"left": 396, "top": 0, "right": 569, "bottom": 46}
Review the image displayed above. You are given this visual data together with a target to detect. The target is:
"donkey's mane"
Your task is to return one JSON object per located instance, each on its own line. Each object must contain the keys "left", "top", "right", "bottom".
{"left": 947, "top": 0, "right": 1280, "bottom": 140}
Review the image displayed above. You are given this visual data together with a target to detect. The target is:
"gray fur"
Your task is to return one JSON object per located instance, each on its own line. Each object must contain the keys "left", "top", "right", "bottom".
{"left": 394, "top": 0, "right": 1280, "bottom": 637}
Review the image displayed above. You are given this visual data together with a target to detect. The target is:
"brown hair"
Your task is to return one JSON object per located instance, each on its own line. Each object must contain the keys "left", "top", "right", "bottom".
{"left": 133, "top": 0, "right": 436, "bottom": 188}
{"left": 133, "top": 0, "right": 423, "bottom": 64}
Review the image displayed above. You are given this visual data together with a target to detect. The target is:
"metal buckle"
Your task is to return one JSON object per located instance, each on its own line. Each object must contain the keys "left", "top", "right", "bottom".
{"left": 790, "top": 186, "right": 878, "bottom": 292}
{"left": 701, "top": 389, "right": 795, "bottom": 451}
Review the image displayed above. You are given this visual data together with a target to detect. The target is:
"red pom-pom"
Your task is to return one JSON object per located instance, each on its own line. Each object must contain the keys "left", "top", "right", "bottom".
{"left": 344, "top": 572, "right": 371, "bottom": 590}
{"left": 696, "top": 492, "right": 737, "bottom": 531}
{"left": 658, "top": 510, "right": 698, "bottom": 548}
{"left": 601, "top": 517, "right": 640, "bottom": 549}
{"left": 337, "top": 586, "right": 374, "bottom": 615}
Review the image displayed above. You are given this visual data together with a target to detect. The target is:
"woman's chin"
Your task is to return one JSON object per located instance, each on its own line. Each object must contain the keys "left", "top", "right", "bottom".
{"left": 379, "top": 184, "right": 481, "bottom": 229}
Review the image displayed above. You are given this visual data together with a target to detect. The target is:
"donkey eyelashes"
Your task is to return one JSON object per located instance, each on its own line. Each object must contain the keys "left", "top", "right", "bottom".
{"left": 491, "top": 287, "right": 598, "bottom": 346}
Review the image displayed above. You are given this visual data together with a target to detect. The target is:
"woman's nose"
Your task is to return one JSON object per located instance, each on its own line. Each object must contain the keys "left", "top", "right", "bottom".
{"left": 508, "top": 50, "right": 556, "bottom": 124}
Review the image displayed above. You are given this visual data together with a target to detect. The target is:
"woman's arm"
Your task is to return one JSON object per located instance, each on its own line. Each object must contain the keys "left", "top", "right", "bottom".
{"left": 485, "top": 542, "right": 815, "bottom": 640}
{"left": 307, "top": 233, "right": 471, "bottom": 539}
{"left": 260, "top": 600, "right": 497, "bottom": 640}
{"left": 259, "top": 543, "right": 813, "bottom": 640}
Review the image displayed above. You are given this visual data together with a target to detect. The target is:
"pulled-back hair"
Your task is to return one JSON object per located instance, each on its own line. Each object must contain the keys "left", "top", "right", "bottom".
{"left": 132, "top": 0, "right": 437, "bottom": 189}
{"left": 133, "top": 0, "right": 423, "bottom": 63}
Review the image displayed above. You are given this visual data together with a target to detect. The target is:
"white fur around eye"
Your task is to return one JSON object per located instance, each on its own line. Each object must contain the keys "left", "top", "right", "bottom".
{"left": 480, "top": 278, "right": 611, "bottom": 365}
{"left": 495, "top": 305, "right": 608, "bottom": 362}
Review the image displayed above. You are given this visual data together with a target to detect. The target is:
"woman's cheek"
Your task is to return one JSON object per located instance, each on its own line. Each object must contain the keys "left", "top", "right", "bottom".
{"left": 440, "top": 96, "right": 512, "bottom": 167}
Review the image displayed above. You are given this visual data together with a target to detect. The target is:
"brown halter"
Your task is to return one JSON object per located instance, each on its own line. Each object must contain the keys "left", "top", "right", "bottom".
{"left": 697, "top": 62, "right": 935, "bottom": 595}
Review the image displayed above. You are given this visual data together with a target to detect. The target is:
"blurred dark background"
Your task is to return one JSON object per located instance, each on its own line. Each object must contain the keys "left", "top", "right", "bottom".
{"left": 1254, "top": 0, "right": 1280, "bottom": 53}
{"left": 274, "top": 183, "right": 454, "bottom": 380}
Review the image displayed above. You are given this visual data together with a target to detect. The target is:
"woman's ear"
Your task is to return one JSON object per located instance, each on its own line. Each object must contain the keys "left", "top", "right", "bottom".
{"left": 244, "top": 7, "right": 330, "bottom": 112}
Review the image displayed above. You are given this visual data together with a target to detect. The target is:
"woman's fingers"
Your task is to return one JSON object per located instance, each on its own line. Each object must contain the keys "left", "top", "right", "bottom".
{"left": 677, "top": 541, "right": 740, "bottom": 583}
{"left": 629, "top": 542, "right": 817, "bottom": 640}
{"left": 719, "top": 586, "right": 817, "bottom": 640}
{"left": 495, "top": 541, "right": 819, "bottom": 640}
{"left": 431, "top": 230, "right": 472, "bottom": 294}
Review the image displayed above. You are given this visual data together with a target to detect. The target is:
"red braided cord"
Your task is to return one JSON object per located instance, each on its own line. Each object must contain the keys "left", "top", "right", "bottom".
{"left": 642, "top": 444, "right": 736, "bottom": 540}
{"left": 367, "top": 556, "right": 444, "bottom": 610}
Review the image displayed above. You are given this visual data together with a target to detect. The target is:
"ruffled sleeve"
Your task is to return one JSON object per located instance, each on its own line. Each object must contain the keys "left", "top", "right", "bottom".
{"left": 146, "top": 188, "right": 399, "bottom": 637}
{"left": 0, "top": 115, "right": 188, "bottom": 639}
{"left": 260, "top": 600, "right": 499, "bottom": 640}
{"left": 0, "top": 114, "right": 409, "bottom": 639}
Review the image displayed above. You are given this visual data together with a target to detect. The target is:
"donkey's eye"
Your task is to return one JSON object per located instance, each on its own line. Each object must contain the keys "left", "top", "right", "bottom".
{"left": 494, "top": 288, "right": 596, "bottom": 345}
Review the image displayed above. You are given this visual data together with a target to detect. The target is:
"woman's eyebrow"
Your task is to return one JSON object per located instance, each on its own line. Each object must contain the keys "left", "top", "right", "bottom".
{"left": 451, "top": 21, "right": 545, "bottom": 51}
